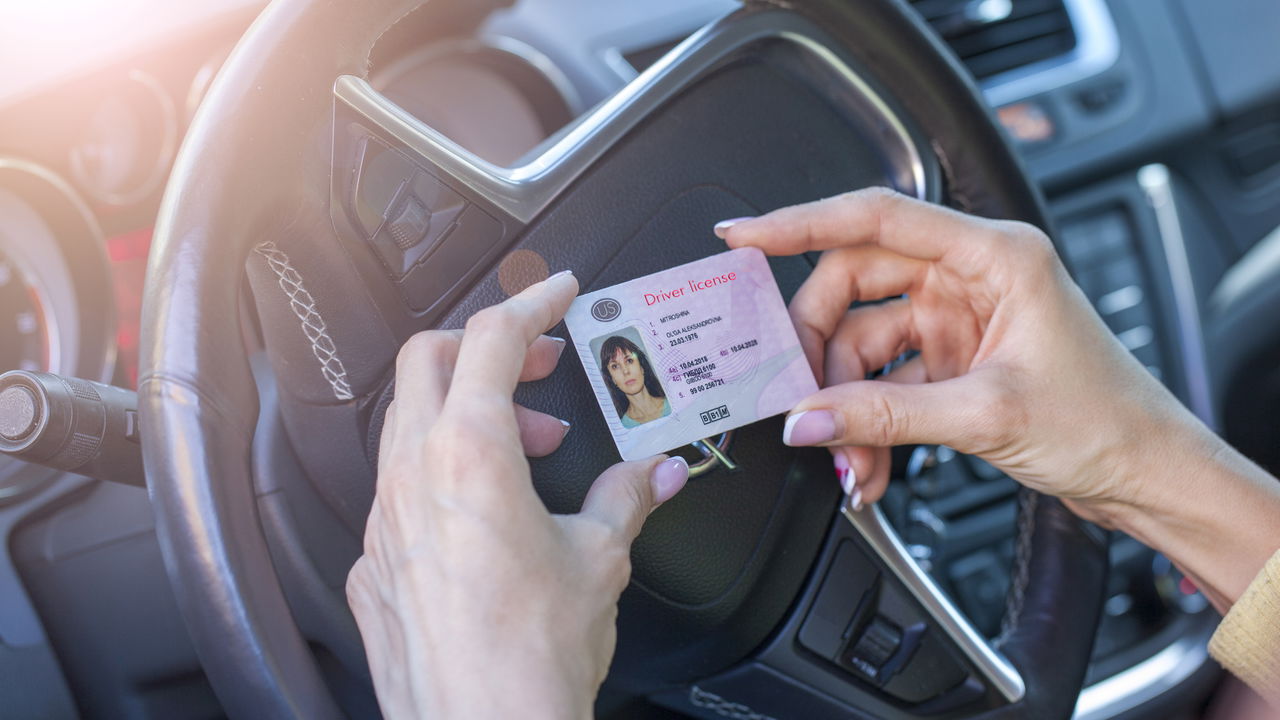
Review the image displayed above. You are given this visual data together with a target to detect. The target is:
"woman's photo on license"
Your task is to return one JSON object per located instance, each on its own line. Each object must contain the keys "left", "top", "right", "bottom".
{"left": 589, "top": 326, "right": 672, "bottom": 428}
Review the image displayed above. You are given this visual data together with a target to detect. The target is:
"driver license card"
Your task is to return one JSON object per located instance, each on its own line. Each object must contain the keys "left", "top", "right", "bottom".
{"left": 564, "top": 247, "right": 818, "bottom": 461}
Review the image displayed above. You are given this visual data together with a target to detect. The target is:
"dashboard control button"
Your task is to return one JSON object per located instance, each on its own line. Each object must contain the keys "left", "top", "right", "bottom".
{"left": 996, "top": 101, "right": 1055, "bottom": 144}
{"left": 1058, "top": 210, "right": 1130, "bottom": 270}
{"left": 353, "top": 139, "right": 415, "bottom": 237}
{"left": 844, "top": 616, "right": 902, "bottom": 680}
{"left": 399, "top": 205, "right": 502, "bottom": 312}
{"left": 880, "top": 628, "right": 969, "bottom": 704}
{"left": 124, "top": 409, "right": 140, "bottom": 444}
{"left": 387, "top": 195, "right": 433, "bottom": 252}
{"left": 1097, "top": 284, "right": 1144, "bottom": 315}
{"left": 410, "top": 171, "right": 467, "bottom": 223}
{"left": 1102, "top": 304, "right": 1153, "bottom": 336}
{"left": 1075, "top": 81, "right": 1126, "bottom": 113}
{"left": 369, "top": 172, "right": 468, "bottom": 280}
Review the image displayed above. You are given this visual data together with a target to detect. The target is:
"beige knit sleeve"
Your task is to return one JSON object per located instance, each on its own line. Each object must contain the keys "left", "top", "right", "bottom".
{"left": 1209, "top": 548, "right": 1280, "bottom": 706}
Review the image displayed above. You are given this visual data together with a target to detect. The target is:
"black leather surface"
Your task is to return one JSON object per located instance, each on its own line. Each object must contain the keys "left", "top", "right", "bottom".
{"left": 140, "top": 0, "right": 1105, "bottom": 717}
{"left": 979, "top": 494, "right": 1109, "bottom": 720}
{"left": 140, "top": 1, "right": 429, "bottom": 717}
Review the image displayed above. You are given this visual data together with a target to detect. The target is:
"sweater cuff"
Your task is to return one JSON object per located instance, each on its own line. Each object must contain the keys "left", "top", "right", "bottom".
{"left": 1209, "top": 547, "right": 1280, "bottom": 706}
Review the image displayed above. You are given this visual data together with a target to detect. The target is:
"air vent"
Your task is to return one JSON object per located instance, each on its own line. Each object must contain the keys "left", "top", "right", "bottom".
{"left": 909, "top": 0, "right": 1078, "bottom": 80}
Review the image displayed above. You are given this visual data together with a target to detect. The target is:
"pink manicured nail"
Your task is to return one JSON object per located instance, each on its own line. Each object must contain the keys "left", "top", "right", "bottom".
{"left": 547, "top": 269, "right": 574, "bottom": 280}
{"left": 544, "top": 335, "right": 568, "bottom": 361}
{"left": 834, "top": 452, "right": 856, "bottom": 495}
{"left": 783, "top": 410, "right": 837, "bottom": 446}
{"left": 651, "top": 456, "right": 689, "bottom": 505}
{"left": 713, "top": 217, "right": 755, "bottom": 238}
{"left": 849, "top": 487, "right": 863, "bottom": 511}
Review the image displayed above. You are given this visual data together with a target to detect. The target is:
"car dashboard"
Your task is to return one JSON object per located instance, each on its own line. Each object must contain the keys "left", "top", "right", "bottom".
{"left": 1, "top": 0, "right": 1278, "bottom": 717}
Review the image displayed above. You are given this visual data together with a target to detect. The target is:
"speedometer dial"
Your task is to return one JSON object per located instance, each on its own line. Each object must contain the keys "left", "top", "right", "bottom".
{"left": 0, "top": 249, "right": 52, "bottom": 372}
{"left": 0, "top": 158, "right": 114, "bottom": 500}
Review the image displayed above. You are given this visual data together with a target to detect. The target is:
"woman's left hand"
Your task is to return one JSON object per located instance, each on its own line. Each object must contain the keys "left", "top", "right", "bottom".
{"left": 346, "top": 271, "right": 690, "bottom": 720}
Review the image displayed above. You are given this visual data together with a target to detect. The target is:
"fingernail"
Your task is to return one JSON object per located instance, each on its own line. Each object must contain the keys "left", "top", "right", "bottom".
{"left": 547, "top": 269, "right": 574, "bottom": 280}
{"left": 834, "top": 452, "right": 856, "bottom": 495}
{"left": 651, "top": 456, "right": 689, "bottom": 505}
{"left": 783, "top": 410, "right": 837, "bottom": 446}
{"left": 559, "top": 418, "right": 571, "bottom": 432}
{"left": 849, "top": 487, "right": 863, "bottom": 511}
{"left": 547, "top": 335, "right": 568, "bottom": 359}
{"left": 713, "top": 217, "right": 755, "bottom": 238}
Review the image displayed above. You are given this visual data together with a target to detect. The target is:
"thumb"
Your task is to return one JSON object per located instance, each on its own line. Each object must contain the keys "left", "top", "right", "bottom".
{"left": 782, "top": 370, "right": 1012, "bottom": 453}
{"left": 579, "top": 456, "right": 690, "bottom": 544}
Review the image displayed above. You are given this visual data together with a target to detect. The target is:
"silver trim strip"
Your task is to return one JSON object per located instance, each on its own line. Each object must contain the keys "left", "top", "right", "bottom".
{"left": 842, "top": 500, "right": 1026, "bottom": 703}
{"left": 1074, "top": 630, "right": 1212, "bottom": 719}
{"left": 1137, "top": 164, "right": 1215, "bottom": 427}
{"left": 601, "top": 46, "right": 641, "bottom": 84}
{"left": 335, "top": 9, "right": 930, "bottom": 224}
{"left": 981, "top": 0, "right": 1121, "bottom": 107}
{"left": 1210, "top": 221, "right": 1280, "bottom": 314}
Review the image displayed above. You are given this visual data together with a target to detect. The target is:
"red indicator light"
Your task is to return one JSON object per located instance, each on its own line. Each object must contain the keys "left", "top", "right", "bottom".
{"left": 1178, "top": 577, "right": 1197, "bottom": 596}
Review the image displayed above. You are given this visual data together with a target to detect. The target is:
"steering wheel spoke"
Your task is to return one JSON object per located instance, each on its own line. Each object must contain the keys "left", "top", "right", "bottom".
{"left": 329, "top": 77, "right": 525, "bottom": 323}
{"left": 840, "top": 501, "right": 1025, "bottom": 705}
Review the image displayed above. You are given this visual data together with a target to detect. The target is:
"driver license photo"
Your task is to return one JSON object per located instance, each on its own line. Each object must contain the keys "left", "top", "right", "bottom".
{"left": 565, "top": 247, "right": 818, "bottom": 461}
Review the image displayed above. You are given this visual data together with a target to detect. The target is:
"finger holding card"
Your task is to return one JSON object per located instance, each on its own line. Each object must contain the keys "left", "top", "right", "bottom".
{"left": 823, "top": 300, "right": 917, "bottom": 505}
{"left": 388, "top": 330, "right": 573, "bottom": 460}
{"left": 787, "top": 246, "right": 923, "bottom": 384}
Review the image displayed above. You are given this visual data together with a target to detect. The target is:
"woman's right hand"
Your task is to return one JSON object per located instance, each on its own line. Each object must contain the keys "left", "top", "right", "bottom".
{"left": 717, "top": 188, "right": 1204, "bottom": 529}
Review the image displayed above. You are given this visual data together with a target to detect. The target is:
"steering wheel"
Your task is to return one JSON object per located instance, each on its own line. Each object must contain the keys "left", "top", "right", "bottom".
{"left": 139, "top": 0, "right": 1108, "bottom": 718}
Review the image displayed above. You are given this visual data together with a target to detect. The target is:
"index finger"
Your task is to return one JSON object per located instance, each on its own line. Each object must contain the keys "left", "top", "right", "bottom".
{"left": 789, "top": 247, "right": 923, "bottom": 383}
{"left": 446, "top": 270, "right": 579, "bottom": 408}
{"left": 721, "top": 187, "right": 988, "bottom": 260}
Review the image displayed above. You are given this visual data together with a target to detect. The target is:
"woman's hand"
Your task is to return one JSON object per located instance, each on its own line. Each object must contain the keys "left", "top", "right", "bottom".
{"left": 718, "top": 188, "right": 1192, "bottom": 524}
{"left": 346, "top": 271, "right": 689, "bottom": 720}
{"left": 719, "top": 188, "right": 1280, "bottom": 610}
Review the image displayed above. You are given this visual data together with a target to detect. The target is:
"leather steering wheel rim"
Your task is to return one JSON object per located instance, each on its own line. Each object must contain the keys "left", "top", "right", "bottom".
{"left": 140, "top": 1, "right": 1108, "bottom": 718}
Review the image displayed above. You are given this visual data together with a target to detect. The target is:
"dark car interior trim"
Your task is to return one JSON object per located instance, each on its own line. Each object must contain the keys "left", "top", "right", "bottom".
{"left": 980, "top": 0, "right": 1120, "bottom": 108}
{"left": 843, "top": 501, "right": 1025, "bottom": 703}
